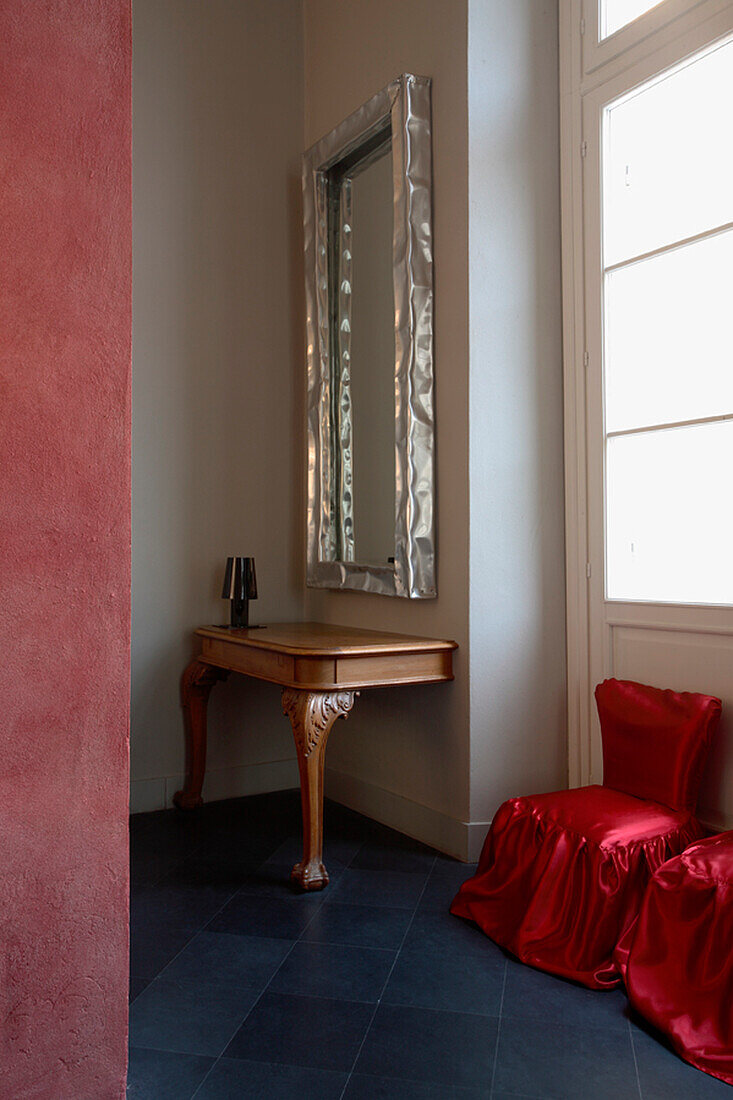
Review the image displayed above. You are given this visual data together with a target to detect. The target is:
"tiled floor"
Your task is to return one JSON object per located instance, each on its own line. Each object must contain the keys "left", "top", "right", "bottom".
{"left": 128, "top": 791, "right": 730, "bottom": 1099}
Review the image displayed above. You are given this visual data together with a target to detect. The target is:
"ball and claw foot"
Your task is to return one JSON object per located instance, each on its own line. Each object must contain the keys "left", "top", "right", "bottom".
{"left": 173, "top": 790, "right": 203, "bottom": 811}
{"left": 290, "top": 858, "right": 329, "bottom": 892}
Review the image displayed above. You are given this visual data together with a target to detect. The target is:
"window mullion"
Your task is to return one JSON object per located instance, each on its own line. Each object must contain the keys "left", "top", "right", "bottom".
{"left": 604, "top": 218, "right": 733, "bottom": 276}
{"left": 607, "top": 411, "right": 733, "bottom": 440}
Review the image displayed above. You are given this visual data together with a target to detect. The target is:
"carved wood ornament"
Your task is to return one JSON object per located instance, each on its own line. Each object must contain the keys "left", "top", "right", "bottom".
{"left": 181, "top": 659, "right": 229, "bottom": 703}
{"left": 281, "top": 688, "right": 357, "bottom": 757}
{"left": 281, "top": 687, "right": 357, "bottom": 890}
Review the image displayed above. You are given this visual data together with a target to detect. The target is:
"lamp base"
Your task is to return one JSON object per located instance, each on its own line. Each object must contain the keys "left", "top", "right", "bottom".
{"left": 214, "top": 623, "right": 267, "bottom": 630}
{"left": 229, "top": 597, "right": 254, "bottom": 628}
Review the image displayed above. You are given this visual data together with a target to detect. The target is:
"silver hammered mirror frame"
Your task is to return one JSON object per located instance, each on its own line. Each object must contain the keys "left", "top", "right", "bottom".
{"left": 303, "top": 74, "right": 435, "bottom": 598}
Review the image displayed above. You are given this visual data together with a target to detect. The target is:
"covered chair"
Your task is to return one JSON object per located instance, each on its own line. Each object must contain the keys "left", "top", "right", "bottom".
{"left": 620, "top": 831, "right": 733, "bottom": 1087}
{"left": 451, "top": 678, "right": 721, "bottom": 989}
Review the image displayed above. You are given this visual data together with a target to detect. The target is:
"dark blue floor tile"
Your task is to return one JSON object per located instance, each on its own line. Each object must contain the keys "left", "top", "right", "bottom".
{"left": 357, "top": 819, "right": 427, "bottom": 844}
{"left": 128, "top": 794, "right": 705, "bottom": 1100}
{"left": 502, "top": 961, "right": 630, "bottom": 1031}
{"left": 270, "top": 940, "right": 395, "bottom": 1002}
{"left": 345, "top": 1075, "right": 487, "bottom": 1098}
{"left": 129, "top": 919, "right": 195, "bottom": 980}
{"left": 350, "top": 838, "right": 437, "bottom": 874}
{"left": 129, "top": 977, "right": 150, "bottom": 1005}
{"left": 206, "top": 892, "right": 324, "bottom": 939}
{"left": 632, "top": 1024, "right": 731, "bottom": 1098}
{"left": 130, "top": 849, "right": 182, "bottom": 887}
{"left": 355, "top": 1003, "right": 497, "bottom": 1089}
{"left": 418, "top": 863, "right": 478, "bottom": 910}
{"left": 224, "top": 991, "right": 374, "bottom": 1071}
{"left": 130, "top": 819, "right": 203, "bottom": 859}
{"left": 402, "top": 907, "right": 500, "bottom": 958}
{"left": 265, "top": 833, "right": 363, "bottom": 870}
{"left": 159, "top": 931, "right": 292, "bottom": 990}
{"left": 129, "top": 977, "right": 258, "bottom": 1057}
{"left": 162, "top": 854, "right": 263, "bottom": 890}
{"left": 330, "top": 868, "right": 428, "bottom": 909}
{"left": 195, "top": 1057, "right": 347, "bottom": 1098}
{"left": 203, "top": 789, "right": 300, "bottom": 835}
{"left": 491, "top": 1093, "right": 545, "bottom": 1099}
{"left": 321, "top": 810, "right": 381, "bottom": 845}
{"left": 126, "top": 1046, "right": 214, "bottom": 1100}
{"left": 128, "top": 835, "right": 190, "bottom": 862}
{"left": 193, "top": 830, "right": 283, "bottom": 863}
{"left": 130, "top": 811, "right": 153, "bottom": 835}
{"left": 131, "top": 804, "right": 204, "bottom": 833}
{"left": 202, "top": 788, "right": 300, "bottom": 818}
{"left": 493, "top": 1019, "right": 639, "bottom": 1099}
{"left": 383, "top": 944, "right": 505, "bottom": 1016}
{"left": 302, "top": 900, "right": 414, "bottom": 950}
{"left": 130, "top": 846, "right": 203, "bottom": 880}
{"left": 131, "top": 882, "right": 236, "bottom": 930}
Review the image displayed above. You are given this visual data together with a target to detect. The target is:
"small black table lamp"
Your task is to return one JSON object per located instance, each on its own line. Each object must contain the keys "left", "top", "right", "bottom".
{"left": 222, "top": 556, "right": 257, "bottom": 628}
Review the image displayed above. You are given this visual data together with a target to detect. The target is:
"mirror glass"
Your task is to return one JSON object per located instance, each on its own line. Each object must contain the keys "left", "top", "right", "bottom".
{"left": 304, "top": 74, "right": 435, "bottom": 598}
{"left": 334, "top": 147, "right": 395, "bottom": 566}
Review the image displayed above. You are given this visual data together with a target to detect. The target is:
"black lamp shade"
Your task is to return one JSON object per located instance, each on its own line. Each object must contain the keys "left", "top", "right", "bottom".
{"left": 222, "top": 557, "right": 257, "bottom": 601}
{"left": 222, "top": 557, "right": 257, "bottom": 627}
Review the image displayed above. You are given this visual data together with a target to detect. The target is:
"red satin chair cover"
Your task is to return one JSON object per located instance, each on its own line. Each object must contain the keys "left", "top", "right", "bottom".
{"left": 451, "top": 785, "right": 702, "bottom": 988}
{"left": 596, "top": 678, "right": 721, "bottom": 812}
{"left": 451, "top": 679, "right": 721, "bottom": 990}
{"left": 621, "top": 832, "right": 733, "bottom": 1087}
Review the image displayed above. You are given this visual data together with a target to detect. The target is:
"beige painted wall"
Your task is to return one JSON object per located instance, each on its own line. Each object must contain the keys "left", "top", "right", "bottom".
{"left": 131, "top": 0, "right": 567, "bottom": 854}
{"left": 304, "top": 0, "right": 473, "bottom": 855}
{"left": 131, "top": 0, "right": 305, "bottom": 811}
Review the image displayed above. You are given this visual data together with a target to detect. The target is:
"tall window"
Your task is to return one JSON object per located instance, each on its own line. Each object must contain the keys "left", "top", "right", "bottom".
{"left": 602, "top": 0, "right": 665, "bottom": 38}
{"left": 602, "top": 35, "right": 733, "bottom": 603}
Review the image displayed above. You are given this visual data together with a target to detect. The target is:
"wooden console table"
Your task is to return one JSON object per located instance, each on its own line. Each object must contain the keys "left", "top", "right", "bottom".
{"left": 174, "top": 622, "right": 457, "bottom": 890}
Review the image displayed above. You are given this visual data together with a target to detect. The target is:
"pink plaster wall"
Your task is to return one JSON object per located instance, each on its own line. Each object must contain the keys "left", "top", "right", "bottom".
{"left": 0, "top": 3, "right": 132, "bottom": 1097}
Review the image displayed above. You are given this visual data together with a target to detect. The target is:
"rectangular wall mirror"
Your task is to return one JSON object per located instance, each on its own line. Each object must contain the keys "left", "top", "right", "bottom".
{"left": 303, "top": 73, "right": 435, "bottom": 598}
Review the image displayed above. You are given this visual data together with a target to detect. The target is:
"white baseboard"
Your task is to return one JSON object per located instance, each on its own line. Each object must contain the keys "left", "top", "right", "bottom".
{"left": 130, "top": 757, "right": 299, "bottom": 815}
{"left": 325, "top": 765, "right": 490, "bottom": 863}
{"left": 700, "top": 811, "right": 733, "bottom": 834}
{"left": 130, "top": 760, "right": 492, "bottom": 860}
{"left": 466, "top": 821, "right": 491, "bottom": 863}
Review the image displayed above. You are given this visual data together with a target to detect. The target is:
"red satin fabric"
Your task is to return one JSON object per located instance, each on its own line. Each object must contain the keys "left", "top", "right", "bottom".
{"left": 621, "top": 832, "right": 733, "bottom": 1087}
{"left": 596, "top": 679, "right": 721, "bottom": 812}
{"left": 451, "top": 785, "right": 703, "bottom": 989}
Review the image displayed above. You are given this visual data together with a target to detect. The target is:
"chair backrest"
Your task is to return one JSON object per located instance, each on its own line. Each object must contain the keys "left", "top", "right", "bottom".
{"left": 596, "top": 678, "right": 722, "bottom": 812}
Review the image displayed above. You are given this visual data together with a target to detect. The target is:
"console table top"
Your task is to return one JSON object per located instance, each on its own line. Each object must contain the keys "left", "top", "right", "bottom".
{"left": 194, "top": 621, "right": 457, "bottom": 692}
{"left": 196, "top": 621, "right": 458, "bottom": 658}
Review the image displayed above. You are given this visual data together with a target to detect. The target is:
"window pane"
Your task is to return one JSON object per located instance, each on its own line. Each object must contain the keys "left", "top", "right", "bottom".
{"left": 602, "top": 0, "right": 664, "bottom": 39}
{"left": 606, "top": 421, "right": 733, "bottom": 603}
{"left": 605, "top": 229, "right": 733, "bottom": 433}
{"left": 604, "top": 39, "right": 733, "bottom": 266}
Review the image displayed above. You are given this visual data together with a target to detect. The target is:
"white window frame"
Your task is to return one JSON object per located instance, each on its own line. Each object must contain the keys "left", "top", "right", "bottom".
{"left": 560, "top": 0, "right": 733, "bottom": 784}
{"left": 581, "top": 0, "right": 729, "bottom": 78}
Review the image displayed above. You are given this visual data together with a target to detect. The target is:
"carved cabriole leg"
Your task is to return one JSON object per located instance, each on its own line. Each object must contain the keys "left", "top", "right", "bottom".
{"left": 282, "top": 688, "right": 357, "bottom": 891}
{"left": 173, "top": 660, "right": 229, "bottom": 810}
